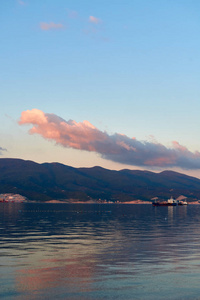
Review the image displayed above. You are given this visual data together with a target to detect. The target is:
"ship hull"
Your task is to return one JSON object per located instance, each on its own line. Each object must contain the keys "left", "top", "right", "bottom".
{"left": 152, "top": 202, "right": 177, "bottom": 206}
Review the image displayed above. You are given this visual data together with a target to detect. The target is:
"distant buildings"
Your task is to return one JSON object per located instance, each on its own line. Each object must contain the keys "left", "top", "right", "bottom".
{"left": 0, "top": 193, "right": 27, "bottom": 203}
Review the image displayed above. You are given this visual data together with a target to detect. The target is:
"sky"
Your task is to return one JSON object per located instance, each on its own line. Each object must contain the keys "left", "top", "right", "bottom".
{"left": 1, "top": 0, "right": 200, "bottom": 177}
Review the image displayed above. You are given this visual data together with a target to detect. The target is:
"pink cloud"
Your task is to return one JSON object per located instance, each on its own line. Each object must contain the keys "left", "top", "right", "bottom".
{"left": 89, "top": 16, "right": 101, "bottom": 24}
{"left": 19, "top": 109, "right": 200, "bottom": 169}
{"left": 40, "top": 22, "right": 64, "bottom": 31}
{"left": 172, "top": 141, "right": 188, "bottom": 152}
{"left": 19, "top": 109, "right": 110, "bottom": 153}
{"left": 19, "top": 109, "right": 47, "bottom": 125}
{"left": 18, "top": 0, "right": 26, "bottom": 5}
{"left": 144, "top": 156, "right": 177, "bottom": 167}
{"left": 67, "top": 10, "right": 78, "bottom": 19}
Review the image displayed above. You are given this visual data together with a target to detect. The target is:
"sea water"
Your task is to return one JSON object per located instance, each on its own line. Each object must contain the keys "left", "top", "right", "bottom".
{"left": 1, "top": 203, "right": 200, "bottom": 300}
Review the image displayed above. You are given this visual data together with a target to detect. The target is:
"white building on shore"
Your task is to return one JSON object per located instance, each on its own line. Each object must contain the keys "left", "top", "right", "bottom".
{"left": 0, "top": 193, "right": 27, "bottom": 202}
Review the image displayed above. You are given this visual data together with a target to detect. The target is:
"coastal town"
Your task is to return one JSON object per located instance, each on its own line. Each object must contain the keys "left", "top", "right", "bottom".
{"left": 1, "top": 193, "right": 200, "bottom": 205}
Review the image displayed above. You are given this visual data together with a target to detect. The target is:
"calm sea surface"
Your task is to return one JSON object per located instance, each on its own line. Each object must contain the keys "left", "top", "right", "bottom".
{"left": 1, "top": 203, "right": 200, "bottom": 300}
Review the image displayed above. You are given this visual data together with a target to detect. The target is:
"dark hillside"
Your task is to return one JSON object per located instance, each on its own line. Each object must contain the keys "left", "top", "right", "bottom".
{"left": 0, "top": 158, "right": 200, "bottom": 201}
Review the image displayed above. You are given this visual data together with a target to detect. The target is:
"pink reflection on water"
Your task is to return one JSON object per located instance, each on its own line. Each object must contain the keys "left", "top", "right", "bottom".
{"left": 16, "top": 255, "right": 97, "bottom": 298}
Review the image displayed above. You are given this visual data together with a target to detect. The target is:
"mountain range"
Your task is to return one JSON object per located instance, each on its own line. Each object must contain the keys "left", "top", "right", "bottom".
{"left": 0, "top": 158, "right": 200, "bottom": 202}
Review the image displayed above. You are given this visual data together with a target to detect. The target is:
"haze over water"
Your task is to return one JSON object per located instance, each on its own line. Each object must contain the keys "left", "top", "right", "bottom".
{"left": 1, "top": 203, "right": 200, "bottom": 299}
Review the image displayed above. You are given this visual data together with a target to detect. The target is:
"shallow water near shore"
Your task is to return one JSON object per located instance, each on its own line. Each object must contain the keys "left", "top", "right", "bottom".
{"left": 1, "top": 202, "right": 200, "bottom": 299}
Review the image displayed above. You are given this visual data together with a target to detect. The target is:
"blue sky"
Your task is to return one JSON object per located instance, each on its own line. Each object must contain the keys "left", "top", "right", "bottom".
{"left": 1, "top": 0, "right": 200, "bottom": 177}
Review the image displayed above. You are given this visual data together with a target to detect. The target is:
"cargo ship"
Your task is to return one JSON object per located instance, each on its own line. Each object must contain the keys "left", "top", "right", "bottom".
{"left": 152, "top": 197, "right": 178, "bottom": 206}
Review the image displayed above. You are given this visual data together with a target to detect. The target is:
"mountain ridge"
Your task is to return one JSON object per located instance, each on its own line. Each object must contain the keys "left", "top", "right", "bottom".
{"left": 0, "top": 158, "right": 200, "bottom": 201}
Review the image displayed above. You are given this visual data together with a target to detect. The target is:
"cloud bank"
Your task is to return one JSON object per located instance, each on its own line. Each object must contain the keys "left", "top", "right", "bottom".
{"left": 19, "top": 109, "right": 200, "bottom": 169}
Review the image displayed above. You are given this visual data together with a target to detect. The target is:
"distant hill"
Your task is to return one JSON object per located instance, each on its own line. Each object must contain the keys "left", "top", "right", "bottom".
{"left": 0, "top": 158, "right": 200, "bottom": 201}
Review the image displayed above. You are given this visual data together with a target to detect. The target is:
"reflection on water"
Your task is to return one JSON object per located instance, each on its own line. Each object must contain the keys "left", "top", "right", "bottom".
{"left": 1, "top": 203, "right": 200, "bottom": 299}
